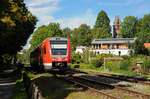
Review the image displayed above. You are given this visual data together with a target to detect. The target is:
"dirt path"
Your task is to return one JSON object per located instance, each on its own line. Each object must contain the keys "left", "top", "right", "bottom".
{"left": 0, "top": 70, "right": 16, "bottom": 99}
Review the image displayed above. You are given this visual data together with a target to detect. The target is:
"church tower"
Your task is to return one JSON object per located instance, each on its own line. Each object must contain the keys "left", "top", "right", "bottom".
{"left": 113, "top": 15, "right": 121, "bottom": 38}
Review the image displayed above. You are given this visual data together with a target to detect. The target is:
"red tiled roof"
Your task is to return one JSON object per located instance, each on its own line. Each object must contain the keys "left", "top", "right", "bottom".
{"left": 144, "top": 43, "right": 150, "bottom": 48}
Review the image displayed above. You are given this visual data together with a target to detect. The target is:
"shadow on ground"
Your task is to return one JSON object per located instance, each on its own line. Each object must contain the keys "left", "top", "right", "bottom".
{"left": 33, "top": 76, "right": 87, "bottom": 99}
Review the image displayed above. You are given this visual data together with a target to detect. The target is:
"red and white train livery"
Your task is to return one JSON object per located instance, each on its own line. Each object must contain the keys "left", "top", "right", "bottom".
{"left": 30, "top": 37, "right": 72, "bottom": 71}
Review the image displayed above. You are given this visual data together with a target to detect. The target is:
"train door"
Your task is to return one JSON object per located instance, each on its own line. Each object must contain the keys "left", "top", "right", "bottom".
{"left": 42, "top": 44, "right": 47, "bottom": 63}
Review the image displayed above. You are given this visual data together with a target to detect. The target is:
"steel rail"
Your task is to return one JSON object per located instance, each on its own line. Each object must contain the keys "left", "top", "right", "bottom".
{"left": 76, "top": 76, "right": 150, "bottom": 99}
{"left": 57, "top": 76, "right": 119, "bottom": 99}
{"left": 96, "top": 73, "right": 150, "bottom": 86}
{"left": 72, "top": 69, "right": 150, "bottom": 86}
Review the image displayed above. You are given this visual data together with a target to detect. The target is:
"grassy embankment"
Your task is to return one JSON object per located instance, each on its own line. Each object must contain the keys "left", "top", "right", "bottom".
{"left": 12, "top": 70, "right": 28, "bottom": 99}
{"left": 72, "top": 61, "right": 136, "bottom": 75}
{"left": 72, "top": 56, "right": 150, "bottom": 77}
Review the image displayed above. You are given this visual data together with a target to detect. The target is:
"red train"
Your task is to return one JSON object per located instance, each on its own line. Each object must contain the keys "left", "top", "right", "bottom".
{"left": 30, "top": 37, "right": 72, "bottom": 71}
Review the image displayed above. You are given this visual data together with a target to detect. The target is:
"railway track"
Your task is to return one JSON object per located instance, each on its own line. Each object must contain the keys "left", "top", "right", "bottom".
{"left": 56, "top": 72, "right": 150, "bottom": 99}
{"left": 23, "top": 66, "right": 150, "bottom": 98}
{"left": 76, "top": 76, "right": 150, "bottom": 99}
{"left": 91, "top": 72, "right": 150, "bottom": 86}
{"left": 57, "top": 76, "right": 119, "bottom": 99}
{"left": 72, "top": 69, "right": 150, "bottom": 86}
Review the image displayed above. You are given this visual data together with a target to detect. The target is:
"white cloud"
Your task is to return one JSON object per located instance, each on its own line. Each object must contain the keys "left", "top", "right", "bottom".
{"left": 28, "top": 0, "right": 60, "bottom": 7}
{"left": 29, "top": 6, "right": 59, "bottom": 16}
{"left": 58, "top": 9, "right": 96, "bottom": 29}
{"left": 29, "top": 7, "right": 96, "bottom": 29}
{"left": 25, "top": 0, "right": 61, "bottom": 26}
{"left": 39, "top": 16, "right": 55, "bottom": 25}
{"left": 27, "top": 0, "right": 60, "bottom": 16}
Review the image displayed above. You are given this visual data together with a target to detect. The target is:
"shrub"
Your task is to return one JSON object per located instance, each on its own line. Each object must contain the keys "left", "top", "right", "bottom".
{"left": 89, "top": 53, "right": 115, "bottom": 68}
{"left": 72, "top": 53, "right": 82, "bottom": 64}
{"left": 96, "top": 53, "right": 107, "bottom": 66}
{"left": 142, "top": 60, "right": 150, "bottom": 68}
{"left": 89, "top": 58, "right": 100, "bottom": 67}
{"left": 120, "top": 60, "right": 130, "bottom": 70}
{"left": 121, "top": 55, "right": 130, "bottom": 60}
{"left": 105, "top": 60, "right": 121, "bottom": 71}
{"left": 142, "top": 60, "right": 150, "bottom": 73}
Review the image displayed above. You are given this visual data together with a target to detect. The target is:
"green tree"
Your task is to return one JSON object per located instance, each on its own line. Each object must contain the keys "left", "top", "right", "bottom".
{"left": 93, "top": 10, "right": 111, "bottom": 39}
{"left": 72, "top": 24, "right": 91, "bottom": 46}
{"left": 138, "top": 14, "right": 150, "bottom": 42}
{"left": 133, "top": 14, "right": 150, "bottom": 55}
{"left": 0, "top": 0, "right": 37, "bottom": 64}
{"left": 17, "top": 50, "right": 30, "bottom": 64}
{"left": 62, "top": 27, "right": 72, "bottom": 39}
{"left": 92, "top": 28, "right": 112, "bottom": 39}
{"left": 120, "top": 16, "right": 138, "bottom": 38}
{"left": 81, "top": 48, "right": 90, "bottom": 64}
{"left": 134, "top": 36, "right": 148, "bottom": 55}
{"left": 30, "top": 23, "right": 63, "bottom": 50}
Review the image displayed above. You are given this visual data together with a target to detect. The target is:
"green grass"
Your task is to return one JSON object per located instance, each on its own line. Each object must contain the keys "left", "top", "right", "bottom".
{"left": 12, "top": 79, "right": 28, "bottom": 99}
{"left": 72, "top": 62, "right": 138, "bottom": 76}
{"left": 33, "top": 76, "right": 103, "bottom": 99}
{"left": 27, "top": 72, "right": 36, "bottom": 79}
{"left": 72, "top": 64, "right": 101, "bottom": 71}
{"left": 110, "top": 70, "right": 137, "bottom": 76}
{"left": 35, "top": 77, "right": 80, "bottom": 99}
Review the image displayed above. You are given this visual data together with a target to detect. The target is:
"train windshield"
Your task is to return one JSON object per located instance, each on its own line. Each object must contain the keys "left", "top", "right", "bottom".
{"left": 50, "top": 40, "right": 67, "bottom": 56}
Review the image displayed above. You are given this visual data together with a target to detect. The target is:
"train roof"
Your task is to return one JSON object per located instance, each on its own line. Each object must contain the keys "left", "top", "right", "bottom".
{"left": 49, "top": 37, "right": 68, "bottom": 40}
{"left": 30, "top": 37, "right": 69, "bottom": 53}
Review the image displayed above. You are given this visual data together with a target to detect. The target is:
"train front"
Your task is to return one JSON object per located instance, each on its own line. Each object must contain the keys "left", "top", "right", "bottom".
{"left": 49, "top": 37, "right": 72, "bottom": 71}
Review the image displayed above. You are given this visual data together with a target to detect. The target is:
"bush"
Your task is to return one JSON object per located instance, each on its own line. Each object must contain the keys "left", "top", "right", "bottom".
{"left": 142, "top": 60, "right": 150, "bottom": 73}
{"left": 89, "top": 58, "right": 100, "bottom": 67}
{"left": 142, "top": 60, "right": 150, "bottom": 68}
{"left": 72, "top": 53, "right": 82, "bottom": 64}
{"left": 89, "top": 53, "right": 115, "bottom": 68}
{"left": 105, "top": 60, "right": 121, "bottom": 71}
{"left": 120, "top": 60, "right": 130, "bottom": 70}
{"left": 121, "top": 55, "right": 130, "bottom": 60}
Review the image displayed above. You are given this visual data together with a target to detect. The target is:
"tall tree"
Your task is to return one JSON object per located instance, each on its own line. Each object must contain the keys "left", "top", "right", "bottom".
{"left": 120, "top": 16, "right": 138, "bottom": 38}
{"left": 62, "top": 27, "right": 72, "bottom": 39}
{"left": 30, "top": 23, "right": 63, "bottom": 51}
{"left": 133, "top": 14, "right": 150, "bottom": 55}
{"left": 134, "top": 35, "right": 148, "bottom": 55}
{"left": 93, "top": 10, "right": 111, "bottom": 38}
{"left": 92, "top": 28, "right": 112, "bottom": 39}
{"left": 72, "top": 24, "right": 91, "bottom": 47}
{"left": 138, "top": 14, "right": 150, "bottom": 42}
{"left": 0, "top": 0, "right": 37, "bottom": 64}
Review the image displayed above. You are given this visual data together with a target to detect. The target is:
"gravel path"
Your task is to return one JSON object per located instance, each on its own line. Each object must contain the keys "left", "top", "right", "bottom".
{"left": 0, "top": 70, "right": 16, "bottom": 99}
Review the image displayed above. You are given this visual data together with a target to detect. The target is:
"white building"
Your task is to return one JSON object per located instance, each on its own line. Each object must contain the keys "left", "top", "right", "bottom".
{"left": 75, "top": 46, "right": 86, "bottom": 53}
{"left": 91, "top": 38, "right": 136, "bottom": 56}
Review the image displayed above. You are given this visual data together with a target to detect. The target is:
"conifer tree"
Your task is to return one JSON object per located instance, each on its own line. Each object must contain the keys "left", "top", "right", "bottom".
{"left": 93, "top": 10, "right": 111, "bottom": 38}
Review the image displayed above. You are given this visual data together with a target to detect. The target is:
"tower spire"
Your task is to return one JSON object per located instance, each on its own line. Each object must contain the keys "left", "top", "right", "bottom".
{"left": 113, "top": 15, "right": 121, "bottom": 38}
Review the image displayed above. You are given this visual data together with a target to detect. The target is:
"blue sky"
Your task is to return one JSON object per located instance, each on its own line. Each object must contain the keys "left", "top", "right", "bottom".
{"left": 23, "top": 0, "right": 150, "bottom": 49}
{"left": 24, "top": 0, "right": 150, "bottom": 29}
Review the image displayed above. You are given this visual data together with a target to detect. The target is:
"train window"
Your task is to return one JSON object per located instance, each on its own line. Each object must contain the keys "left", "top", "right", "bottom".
{"left": 50, "top": 40, "right": 67, "bottom": 56}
